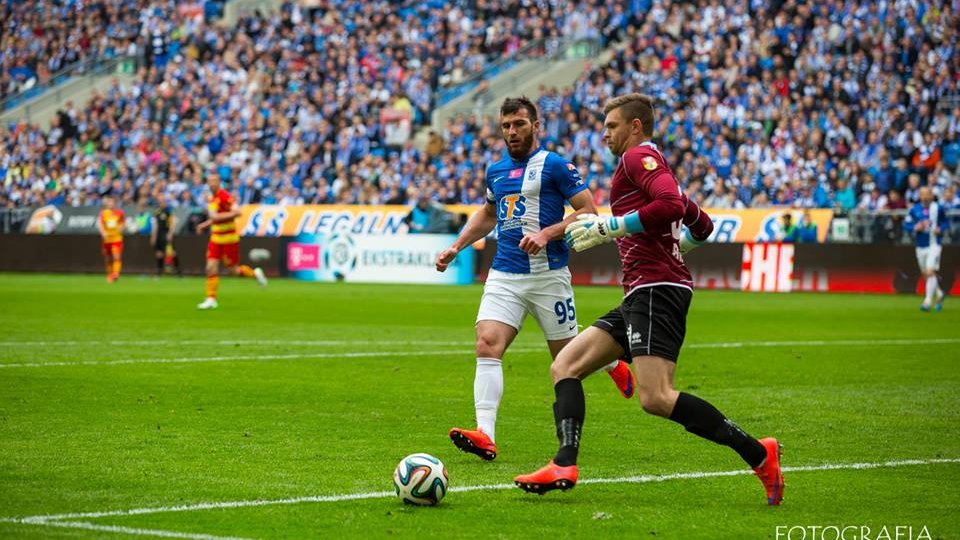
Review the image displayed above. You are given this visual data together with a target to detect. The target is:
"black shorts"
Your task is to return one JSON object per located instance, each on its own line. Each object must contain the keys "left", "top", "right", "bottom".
{"left": 153, "top": 237, "right": 168, "bottom": 253}
{"left": 592, "top": 285, "right": 692, "bottom": 363}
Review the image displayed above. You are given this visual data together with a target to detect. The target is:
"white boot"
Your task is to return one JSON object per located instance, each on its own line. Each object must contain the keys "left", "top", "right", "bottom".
{"left": 254, "top": 267, "right": 268, "bottom": 287}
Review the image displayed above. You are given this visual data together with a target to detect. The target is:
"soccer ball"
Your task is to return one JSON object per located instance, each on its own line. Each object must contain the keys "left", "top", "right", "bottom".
{"left": 393, "top": 453, "right": 448, "bottom": 506}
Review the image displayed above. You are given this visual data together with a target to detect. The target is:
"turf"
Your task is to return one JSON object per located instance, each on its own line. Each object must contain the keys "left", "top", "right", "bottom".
{"left": 0, "top": 273, "right": 958, "bottom": 539}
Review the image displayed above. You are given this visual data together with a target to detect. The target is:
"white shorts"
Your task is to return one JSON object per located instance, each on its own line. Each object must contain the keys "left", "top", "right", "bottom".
{"left": 916, "top": 245, "right": 942, "bottom": 273}
{"left": 477, "top": 267, "right": 578, "bottom": 340}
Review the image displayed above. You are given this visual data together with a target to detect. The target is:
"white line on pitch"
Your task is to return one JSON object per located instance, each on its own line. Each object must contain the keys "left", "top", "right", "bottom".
{"left": 30, "top": 520, "right": 251, "bottom": 540}
{"left": 2, "top": 337, "right": 956, "bottom": 349}
{"left": 684, "top": 338, "right": 960, "bottom": 349}
{"left": 0, "top": 339, "right": 477, "bottom": 347}
{"left": 4, "top": 458, "right": 957, "bottom": 525}
{"left": 0, "top": 348, "right": 541, "bottom": 369}
{"left": 2, "top": 338, "right": 958, "bottom": 369}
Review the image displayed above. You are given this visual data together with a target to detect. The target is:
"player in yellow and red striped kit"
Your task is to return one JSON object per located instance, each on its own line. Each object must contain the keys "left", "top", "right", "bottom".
{"left": 97, "top": 195, "right": 125, "bottom": 283}
{"left": 196, "top": 172, "right": 267, "bottom": 309}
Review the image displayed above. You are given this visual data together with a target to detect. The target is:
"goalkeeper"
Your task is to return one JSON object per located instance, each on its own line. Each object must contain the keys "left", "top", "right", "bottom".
{"left": 514, "top": 93, "right": 784, "bottom": 507}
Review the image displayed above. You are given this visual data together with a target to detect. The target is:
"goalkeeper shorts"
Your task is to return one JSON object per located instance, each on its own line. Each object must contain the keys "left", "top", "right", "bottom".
{"left": 592, "top": 284, "right": 692, "bottom": 362}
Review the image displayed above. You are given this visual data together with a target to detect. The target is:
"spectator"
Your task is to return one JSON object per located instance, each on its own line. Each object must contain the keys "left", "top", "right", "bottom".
{"left": 858, "top": 188, "right": 888, "bottom": 211}
{"left": 405, "top": 194, "right": 438, "bottom": 233}
{"left": 796, "top": 210, "right": 819, "bottom": 243}
{"left": 780, "top": 213, "right": 799, "bottom": 243}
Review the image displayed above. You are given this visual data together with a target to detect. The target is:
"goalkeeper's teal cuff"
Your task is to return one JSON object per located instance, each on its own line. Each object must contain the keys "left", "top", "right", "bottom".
{"left": 622, "top": 211, "right": 644, "bottom": 234}
{"left": 679, "top": 227, "right": 706, "bottom": 254}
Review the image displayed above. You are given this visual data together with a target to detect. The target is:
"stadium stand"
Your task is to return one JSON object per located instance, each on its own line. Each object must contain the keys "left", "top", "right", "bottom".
{"left": 0, "top": 0, "right": 957, "bottom": 244}
{"left": 0, "top": 0, "right": 635, "bottom": 209}
{"left": 0, "top": 0, "right": 149, "bottom": 107}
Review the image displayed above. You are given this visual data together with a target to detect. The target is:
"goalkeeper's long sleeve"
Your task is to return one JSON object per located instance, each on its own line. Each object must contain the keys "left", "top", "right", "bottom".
{"left": 633, "top": 172, "right": 685, "bottom": 230}
{"left": 682, "top": 198, "right": 714, "bottom": 241}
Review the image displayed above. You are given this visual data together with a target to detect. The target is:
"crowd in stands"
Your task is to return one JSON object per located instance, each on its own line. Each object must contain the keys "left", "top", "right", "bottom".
{"left": 535, "top": 0, "right": 960, "bottom": 218}
{"left": 0, "top": 0, "right": 149, "bottom": 102}
{"left": 0, "top": 0, "right": 958, "bottom": 234}
{"left": 0, "top": 0, "right": 631, "bottom": 210}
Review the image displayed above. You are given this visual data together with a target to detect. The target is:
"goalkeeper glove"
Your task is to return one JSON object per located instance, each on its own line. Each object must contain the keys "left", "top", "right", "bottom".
{"left": 679, "top": 227, "right": 707, "bottom": 254}
{"left": 564, "top": 213, "right": 642, "bottom": 252}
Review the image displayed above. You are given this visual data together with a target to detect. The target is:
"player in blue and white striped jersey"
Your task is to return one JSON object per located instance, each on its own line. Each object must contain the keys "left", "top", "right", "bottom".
{"left": 905, "top": 186, "right": 948, "bottom": 311}
{"left": 435, "top": 97, "right": 635, "bottom": 461}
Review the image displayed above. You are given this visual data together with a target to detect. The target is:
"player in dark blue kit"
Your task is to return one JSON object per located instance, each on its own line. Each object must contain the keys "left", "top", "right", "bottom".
{"left": 435, "top": 97, "right": 635, "bottom": 461}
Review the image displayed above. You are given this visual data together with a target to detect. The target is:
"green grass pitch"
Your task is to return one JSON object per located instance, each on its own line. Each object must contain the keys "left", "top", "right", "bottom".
{"left": 0, "top": 273, "right": 958, "bottom": 539}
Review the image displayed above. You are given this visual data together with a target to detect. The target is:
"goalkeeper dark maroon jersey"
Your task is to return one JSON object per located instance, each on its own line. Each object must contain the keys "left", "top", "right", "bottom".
{"left": 609, "top": 141, "right": 714, "bottom": 295}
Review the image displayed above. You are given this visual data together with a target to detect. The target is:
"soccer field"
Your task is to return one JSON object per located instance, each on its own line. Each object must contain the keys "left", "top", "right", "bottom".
{"left": 0, "top": 274, "right": 958, "bottom": 539}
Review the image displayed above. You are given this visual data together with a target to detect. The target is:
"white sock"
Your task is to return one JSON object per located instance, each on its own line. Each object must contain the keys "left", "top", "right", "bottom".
{"left": 602, "top": 359, "right": 620, "bottom": 372}
{"left": 924, "top": 275, "right": 938, "bottom": 305}
{"left": 474, "top": 357, "right": 503, "bottom": 442}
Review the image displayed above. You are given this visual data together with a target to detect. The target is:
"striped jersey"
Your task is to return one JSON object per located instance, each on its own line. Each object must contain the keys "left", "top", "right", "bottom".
{"left": 906, "top": 201, "right": 947, "bottom": 248}
{"left": 208, "top": 188, "right": 240, "bottom": 244}
{"left": 485, "top": 148, "right": 587, "bottom": 273}
{"left": 98, "top": 208, "right": 125, "bottom": 243}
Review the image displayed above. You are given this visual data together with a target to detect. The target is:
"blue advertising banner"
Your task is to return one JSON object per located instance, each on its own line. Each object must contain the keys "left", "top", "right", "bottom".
{"left": 287, "top": 233, "right": 474, "bottom": 285}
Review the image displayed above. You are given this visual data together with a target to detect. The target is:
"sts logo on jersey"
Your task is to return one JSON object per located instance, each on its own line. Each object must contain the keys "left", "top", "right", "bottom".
{"left": 498, "top": 193, "right": 526, "bottom": 231}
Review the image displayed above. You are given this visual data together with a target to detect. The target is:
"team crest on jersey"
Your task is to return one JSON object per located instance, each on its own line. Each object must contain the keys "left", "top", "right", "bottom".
{"left": 641, "top": 156, "right": 658, "bottom": 170}
{"left": 509, "top": 168, "right": 523, "bottom": 179}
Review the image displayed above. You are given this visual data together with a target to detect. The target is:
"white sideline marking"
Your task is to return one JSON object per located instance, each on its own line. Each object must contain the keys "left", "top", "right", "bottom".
{"left": 3, "top": 457, "right": 957, "bottom": 527}
{"left": 2, "top": 337, "right": 956, "bottom": 349}
{"left": 0, "top": 348, "right": 539, "bottom": 369}
{"left": 0, "top": 339, "right": 479, "bottom": 347}
{"left": 2, "top": 337, "right": 958, "bottom": 369}
{"left": 33, "top": 520, "right": 251, "bottom": 540}
{"left": 685, "top": 338, "right": 960, "bottom": 349}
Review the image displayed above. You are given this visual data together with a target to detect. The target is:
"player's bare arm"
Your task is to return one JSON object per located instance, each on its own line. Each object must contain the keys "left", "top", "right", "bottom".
{"left": 436, "top": 202, "right": 497, "bottom": 272}
{"left": 208, "top": 208, "right": 241, "bottom": 224}
{"left": 519, "top": 190, "right": 597, "bottom": 255}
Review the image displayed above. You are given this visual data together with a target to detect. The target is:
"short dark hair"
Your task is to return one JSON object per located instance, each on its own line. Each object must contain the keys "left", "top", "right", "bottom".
{"left": 500, "top": 96, "right": 538, "bottom": 122}
{"left": 603, "top": 93, "right": 655, "bottom": 137}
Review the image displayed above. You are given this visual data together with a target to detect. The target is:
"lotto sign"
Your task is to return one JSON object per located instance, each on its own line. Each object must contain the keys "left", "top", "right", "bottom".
{"left": 287, "top": 243, "right": 321, "bottom": 271}
{"left": 740, "top": 243, "right": 795, "bottom": 292}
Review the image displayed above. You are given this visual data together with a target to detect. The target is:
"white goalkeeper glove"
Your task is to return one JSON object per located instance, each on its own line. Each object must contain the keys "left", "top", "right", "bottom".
{"left": 564, "top": 213, "right": 630, "bottom": 252}
{"left": 679, "top": 227, "right": 706, "bottom": 254}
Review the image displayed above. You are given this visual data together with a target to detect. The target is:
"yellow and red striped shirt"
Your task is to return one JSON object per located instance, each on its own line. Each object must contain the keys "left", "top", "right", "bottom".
{"left": 98, "top": 208, "right": 125, "bottom": 243}
{"left": 208, "top": 188, "right": 239, "bottom": 244}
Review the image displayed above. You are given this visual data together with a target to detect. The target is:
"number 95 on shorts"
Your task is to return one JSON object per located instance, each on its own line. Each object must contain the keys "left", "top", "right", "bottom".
{"left": 476, "top": 267, "right": 579, "bottom": 340}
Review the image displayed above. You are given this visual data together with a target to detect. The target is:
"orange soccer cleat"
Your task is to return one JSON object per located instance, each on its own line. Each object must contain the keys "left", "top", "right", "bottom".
{"left": 753, "top": 437, "right": 784, "bottom": 505}
{"left": 514, "top": 460, "right": 579, "bottom": 494}
{"left": 607, "top": 359, "right": 635, "bottom": 399}
{"left": 449, "top": 427, "right": 497, "bottom": 461}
